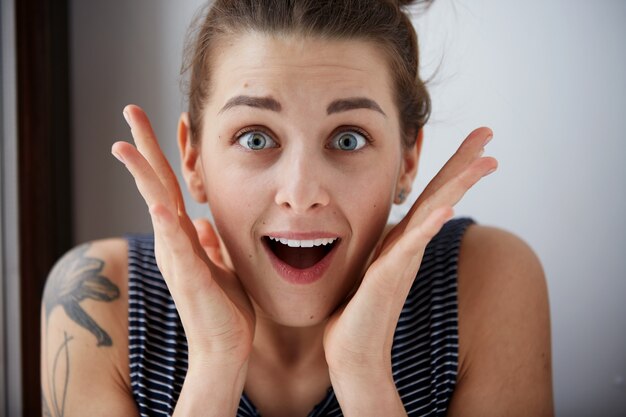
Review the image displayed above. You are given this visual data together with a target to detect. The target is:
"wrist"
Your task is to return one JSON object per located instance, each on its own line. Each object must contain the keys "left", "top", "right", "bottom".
{"left": 172, "top": 359, "right": 248, "bottom": 417}
{"left": 330, "top": 369, "right": 407, "bottom": 417}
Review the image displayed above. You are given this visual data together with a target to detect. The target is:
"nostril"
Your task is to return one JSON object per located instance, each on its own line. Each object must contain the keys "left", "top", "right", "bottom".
{"left": 274, "top": 184, "right": 330, "bottom": 211}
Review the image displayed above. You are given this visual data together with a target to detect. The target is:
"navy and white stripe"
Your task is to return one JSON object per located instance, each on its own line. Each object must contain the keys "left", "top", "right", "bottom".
{"left": 127, "top": 217, "right": 475, "bottom": 416}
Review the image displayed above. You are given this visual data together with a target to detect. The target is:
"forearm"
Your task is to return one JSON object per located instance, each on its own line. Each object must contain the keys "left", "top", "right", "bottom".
{"left": 173, "top": 360, "right": 248, "bottom": 417}
{"left": 330, "top": 371, "right": 407, "bottom": 417}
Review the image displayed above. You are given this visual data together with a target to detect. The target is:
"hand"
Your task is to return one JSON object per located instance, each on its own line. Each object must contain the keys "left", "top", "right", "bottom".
{"left": 111, "top": 105, "right": 255, "bottom": 368}
{"left": 323, "top": 127, "right": 497, "bottom": 380}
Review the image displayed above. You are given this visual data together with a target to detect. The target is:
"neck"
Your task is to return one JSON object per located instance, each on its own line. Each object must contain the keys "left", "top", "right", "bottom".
{"left": 244, "top": 311, "right": 333, "bottom": 416}
{"left": 252, "top": 313, "right": 328, "bottom": 371}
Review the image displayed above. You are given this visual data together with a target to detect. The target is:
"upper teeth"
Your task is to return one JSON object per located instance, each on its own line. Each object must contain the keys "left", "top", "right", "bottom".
{"left": 268, "top": 236, "right": 338, "bottom": 248}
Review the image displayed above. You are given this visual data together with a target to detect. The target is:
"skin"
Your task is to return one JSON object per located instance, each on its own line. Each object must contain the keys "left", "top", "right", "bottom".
{"left": 180, "top": 34, "right": 431, "bottom": 413}
{"left": 189, "top": 34, "right": 412, "bottom": 329}
{"left": 40, "top": 32, "right": 553, "bottom": 417}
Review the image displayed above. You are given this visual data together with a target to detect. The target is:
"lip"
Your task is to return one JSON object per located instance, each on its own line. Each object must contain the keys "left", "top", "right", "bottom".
{"left": 261, "top": 234, "right": 341, "bottom": 285}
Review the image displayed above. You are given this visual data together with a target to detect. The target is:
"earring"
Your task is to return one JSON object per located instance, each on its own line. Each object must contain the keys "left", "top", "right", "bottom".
{"left": 396, "top": 188, "right": 407, "bottom": 204}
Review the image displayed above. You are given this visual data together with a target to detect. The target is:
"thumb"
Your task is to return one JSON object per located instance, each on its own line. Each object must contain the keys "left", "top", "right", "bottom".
{"left": 192, "top": 218, "right": 224, "bottom": 268}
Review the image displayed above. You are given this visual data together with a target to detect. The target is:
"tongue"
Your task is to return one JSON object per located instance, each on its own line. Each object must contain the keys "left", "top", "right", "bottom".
{"left": 272, "top": 244, "right": 329, "bottom": 269}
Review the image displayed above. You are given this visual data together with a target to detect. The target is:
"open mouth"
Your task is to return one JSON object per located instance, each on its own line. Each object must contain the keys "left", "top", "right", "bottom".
{"left": 263, "top": 236, "right": 340, "bottom": 269}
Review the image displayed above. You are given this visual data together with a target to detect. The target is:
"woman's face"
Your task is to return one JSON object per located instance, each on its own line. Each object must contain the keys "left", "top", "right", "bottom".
{"left": 181, "top": 32, "right": 419, "bottom": 327}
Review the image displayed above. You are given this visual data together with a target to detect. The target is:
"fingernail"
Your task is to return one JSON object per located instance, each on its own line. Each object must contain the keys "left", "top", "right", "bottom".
{"left": 483, "top": 167, "right": 496, "bottom": 177}
{"left": 483, "top": 135, "right": 493, "bottom": 146}
{"left": 123, "top": 110, "right": 132, "bottom": 128}
{"left": 112, "top": 151, "right": 125, "bottom": 164}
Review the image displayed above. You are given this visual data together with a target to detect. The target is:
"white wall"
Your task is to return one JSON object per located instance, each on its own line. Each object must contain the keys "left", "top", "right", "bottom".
{"left": 71, "top": 0, "right": 626, "bottom": 415}
{"left": 402, "top": 2, "right": 626, "bottom": 415}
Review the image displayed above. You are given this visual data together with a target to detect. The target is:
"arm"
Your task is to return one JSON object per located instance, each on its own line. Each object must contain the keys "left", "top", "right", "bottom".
{"left": 40, "top": 238, "right": 248, "bottom": 417}
{"left": 41, "top": 238, "right": 138, "bottom": 417}
{"left": 447, "top": 225, "right": 554, "bottom": 416}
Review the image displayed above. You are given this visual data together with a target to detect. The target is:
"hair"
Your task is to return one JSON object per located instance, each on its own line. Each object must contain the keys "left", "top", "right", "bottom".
{"left": 182, "top": 0, "right": 433, "bottom": 148}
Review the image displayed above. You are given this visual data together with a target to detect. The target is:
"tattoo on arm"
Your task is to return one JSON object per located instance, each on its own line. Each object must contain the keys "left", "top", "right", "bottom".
{"left": 42, "top": 243, "right": 122, "bottom": 416}
{"left": 43, "top": 332, "right": 74, "bottom": 417}
{"left": 42, "top": 389, "right": 53, "bottom": 417}
{"left": 43, "top": 243, "right": 120, "bottom": 346}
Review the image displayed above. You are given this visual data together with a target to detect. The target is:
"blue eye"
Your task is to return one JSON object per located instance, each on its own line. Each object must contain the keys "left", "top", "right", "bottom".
{"left": 331, "top": 130, "right": 368, "bottom": 151}
{"left": 237, "top": 131, "right": 277, "bottom": 150}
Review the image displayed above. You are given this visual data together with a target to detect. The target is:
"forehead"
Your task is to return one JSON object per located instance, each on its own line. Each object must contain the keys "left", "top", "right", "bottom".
{"left": 207, "top": 32, "right": 396, "bottom": 115}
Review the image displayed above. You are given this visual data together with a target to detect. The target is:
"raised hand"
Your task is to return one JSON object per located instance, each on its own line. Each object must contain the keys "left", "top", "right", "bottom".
{"left": 111, "top": 105, "right": 255, "bottom": 368}
{"left": 323, "top": 127, "right": 497, "bottom": 381}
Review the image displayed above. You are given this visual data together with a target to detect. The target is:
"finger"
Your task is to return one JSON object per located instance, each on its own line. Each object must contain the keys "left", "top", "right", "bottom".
{"left": 150, "top": 204, "right": 245, "bottom": 332}
{"left": 374, "top": 207, "right": 453, "bottom": 304}
{"left": 172, "top": 214, "right": 238, "bottom": 295}
{"left": 393, "top": 206, "right": 454, "bottom": 264}
{"left": 193, "top": 218, "right": 225, "bottom": 267}
{"left": 409, "top": 155, "right": 497, "bottom": 229}
{"left": 149, "top": 204, "right": 237, "bottom": 325}
{"left": 114, "top": 138, "right": 214, "bottom": 265}
{"left": 111, "top": 141, "right": 176, "bottom": 213}
{"left": 123, "top": 104, "right": 187, "bottom": 213}
{"left": 413, "top": 127, "right": 492, "bottom": 210}
{"left": 375, "top": 206, "right": 453, "bottom": 270}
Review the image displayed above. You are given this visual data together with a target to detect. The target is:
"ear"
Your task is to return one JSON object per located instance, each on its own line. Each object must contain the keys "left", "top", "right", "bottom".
{"left": 395, "top": 128, "right": 423, "bottom": 204}
{"left": 178, "top": 112, "right": 208, "bottom": 203}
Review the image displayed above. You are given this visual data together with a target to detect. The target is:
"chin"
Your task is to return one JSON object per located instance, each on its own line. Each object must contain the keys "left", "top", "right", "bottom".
{"left": 267, "top": 311, "right": 330, "bottom": 328}
{"left": 248, "top": 287, "right": 349, "bottom": 328}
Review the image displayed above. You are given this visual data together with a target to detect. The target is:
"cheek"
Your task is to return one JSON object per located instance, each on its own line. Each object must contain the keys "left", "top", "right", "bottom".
{"left": 202, "top": 143, "right": 265, "bottom": 209}
{"left": 201, "top": 153, "right": 265, "bottom": 252}
{"left": 353, "top": 186, "right": 394, "bottom": 243}
{"left": 337, "top": 153, "right": 399, "bottom": 212}
{"left": 336, "top": 154, "right": 399, "bottom": 256}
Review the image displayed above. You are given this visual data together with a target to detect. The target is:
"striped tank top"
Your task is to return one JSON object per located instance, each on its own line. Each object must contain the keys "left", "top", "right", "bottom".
{"left": 127, "top": 217, "right": 475, "bottom": 416}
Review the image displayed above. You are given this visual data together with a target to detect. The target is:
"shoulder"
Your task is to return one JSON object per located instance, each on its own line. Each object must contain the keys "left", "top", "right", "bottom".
{"left": 41, "top": 237, "right": 138, "bottom": 416}
{"left": 43, "top": 238, "right": 130, "bottom": 339}
{"left": 457, "top": 224, "right": 547, "bottom": 304}
{"left": 45, "top": 237, "right": 130, "bottom": 286}
{"left": 448, "top": 224, "right": 554, "bottom": 416}
{"left": 456, "top": 224, "right": 548, "bottom": 330}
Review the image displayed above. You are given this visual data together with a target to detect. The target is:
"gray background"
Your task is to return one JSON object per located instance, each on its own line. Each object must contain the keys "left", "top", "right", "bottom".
{"left": 2, "top": 0, "right": 21, "bottom": 413}
{"left": 69, "top": 0, "right": 626, "bottom": 415}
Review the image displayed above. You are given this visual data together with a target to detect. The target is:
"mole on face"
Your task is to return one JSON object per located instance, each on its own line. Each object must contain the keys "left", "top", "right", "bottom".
{"left": 243, "top": 82, "right": 249, "bottom": 88}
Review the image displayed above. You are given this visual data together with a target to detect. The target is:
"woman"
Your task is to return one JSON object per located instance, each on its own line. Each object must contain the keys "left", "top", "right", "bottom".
{"left": 41, "top": 0, "right": 553, "bottom": 416}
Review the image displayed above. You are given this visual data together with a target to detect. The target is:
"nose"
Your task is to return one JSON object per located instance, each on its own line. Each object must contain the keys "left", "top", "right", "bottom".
{"left": 274, "top": 152, "right": 331, "bottom": 213}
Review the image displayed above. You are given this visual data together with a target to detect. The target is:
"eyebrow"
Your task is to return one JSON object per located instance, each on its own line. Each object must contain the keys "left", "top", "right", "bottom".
{"left": 218, "top": 95, "right": 386, "bottom": 117}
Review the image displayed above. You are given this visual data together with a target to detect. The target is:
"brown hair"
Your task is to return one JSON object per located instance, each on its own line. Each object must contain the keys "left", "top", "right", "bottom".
{"left": 182, "top": 0, "right": 433, "bottom": 148}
